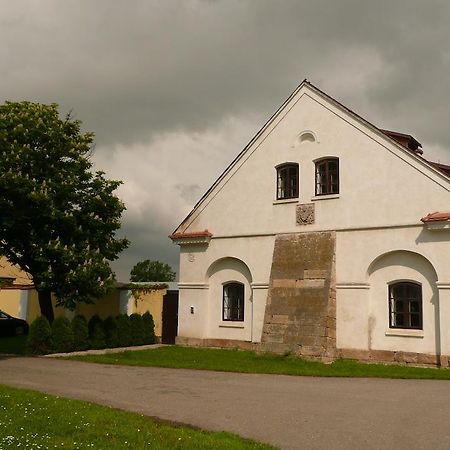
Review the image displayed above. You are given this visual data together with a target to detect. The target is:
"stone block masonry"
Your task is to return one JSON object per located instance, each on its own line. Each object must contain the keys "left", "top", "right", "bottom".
{"left": 261, "top": 232, "right": 336, "bottom": 360}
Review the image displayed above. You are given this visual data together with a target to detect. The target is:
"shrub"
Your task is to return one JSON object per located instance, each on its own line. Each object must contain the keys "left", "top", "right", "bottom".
{"left": 116, "top": 314, "right": 131, "bottom": 347}
{"left": 129, "top": 313, "right": 144, "bottom": 346}
{"left": 142, "top": 311, "right": 156, "bottom": 344}
{"left": 27, "top": 316, "right": 52, "bottom": 355}
{"left": 104, "top": 316, "right": 119, "bottom": 348}
{"left": 72, "top": 315, "right": 90, "bottom": 351}
{"left": 88, "top": 315, "right": 106, "bottom": 349}
{"left": 51, "top": 317, "right": 74, "bottom": 353}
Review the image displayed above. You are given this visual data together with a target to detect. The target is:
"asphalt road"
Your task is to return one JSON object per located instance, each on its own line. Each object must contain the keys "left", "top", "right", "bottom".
{"left": 0, "top": 356, "right": 449, "bottom": 449}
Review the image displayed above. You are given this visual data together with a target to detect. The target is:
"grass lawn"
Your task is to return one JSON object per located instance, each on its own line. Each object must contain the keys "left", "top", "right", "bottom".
{"left": 67, "top": 345, "right": 450, "bottom": 380}
{"left": 0, "top": 335, "right": 27, "bottom": 355}
{"left": 0, "top": 384, "right": 274, "bottom": 449}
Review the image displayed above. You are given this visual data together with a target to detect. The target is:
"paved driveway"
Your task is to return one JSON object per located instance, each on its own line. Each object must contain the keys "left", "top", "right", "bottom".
{"left": 0, "top": 356, "right": 449, "bottom": 449}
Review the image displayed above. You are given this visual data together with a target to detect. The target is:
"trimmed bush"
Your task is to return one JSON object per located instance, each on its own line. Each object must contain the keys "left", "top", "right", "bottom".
{"left": 88, "top": 315, "right": 106, "bottom": 349}
{"left": 104, "top": 316, "right": 119, "bottom": 348}
{"left": 51, "top": 317, "right": 74, "bottom": 353}
{"left": 27, "top": 316, "right": 52, "bottom": 355}
{"left": 72, "top": 315, "right": 90, "bottom": 351}
{"left": 142, "top": 311, "right": 156, "bottom": 344}
{"left": 129, "top": 313, "right": 144, "bottom": 346}
{"left": 116, "top": 314, "right": 132, "bottom": 347}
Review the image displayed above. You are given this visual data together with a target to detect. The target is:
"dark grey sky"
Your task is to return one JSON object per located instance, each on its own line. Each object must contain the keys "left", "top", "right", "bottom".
{"left": 2, "top": 0, "right": 450, "bottom": 280}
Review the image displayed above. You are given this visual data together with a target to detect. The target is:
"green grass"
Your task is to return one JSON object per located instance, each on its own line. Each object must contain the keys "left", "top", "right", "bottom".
{"left": 0, "top": 335, "right": 27, "bottom": 355}
{"left": 67, "top": 345, "right": 450, "bottom": 380}
{"left": 0, "top": 384, "right": 274, "bottom": 449}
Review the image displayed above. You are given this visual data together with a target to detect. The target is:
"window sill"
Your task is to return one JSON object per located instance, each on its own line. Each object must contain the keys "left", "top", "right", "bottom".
{"left": 385, "top": 329, "right": 424, "bottom": 338}
{"left": 219, "top": 323, "right": 245, "bottom": 329}
{"left": 311, "top": 194, "right": 340, "bottom": 201}
{"left": 273, "top": 198, "right": 299, "bottom": 205}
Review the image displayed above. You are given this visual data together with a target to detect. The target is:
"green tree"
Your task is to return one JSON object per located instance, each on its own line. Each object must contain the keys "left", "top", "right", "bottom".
{"left": 130, "top": 260, "right": 175, "bottom": 282}
{"left": 0, "top": 102, "right": 129, "bottom": 322}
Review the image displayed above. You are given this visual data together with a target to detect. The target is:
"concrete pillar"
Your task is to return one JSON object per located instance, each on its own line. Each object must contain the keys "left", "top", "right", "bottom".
{"left": 119, "top": 290, "right": 133, "bottom": 315}
{"left": 18, "top": 289, "right": 29, "bottom": 321}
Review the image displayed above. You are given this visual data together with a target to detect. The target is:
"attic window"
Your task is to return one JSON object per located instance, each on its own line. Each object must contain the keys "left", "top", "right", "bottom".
{"left": 276, "top": 163, "right": 299, "bottom": 200}
{"left": 299, "top": 131, "right": 316, "bottom": 143}
{"left": 315, "top": 158, "right": 339, "bottom": 196}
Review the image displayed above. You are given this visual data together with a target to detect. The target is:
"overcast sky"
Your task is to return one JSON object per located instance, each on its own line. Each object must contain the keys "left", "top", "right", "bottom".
{"left": 2, "top": 0, "right": 450, "bottom": 280}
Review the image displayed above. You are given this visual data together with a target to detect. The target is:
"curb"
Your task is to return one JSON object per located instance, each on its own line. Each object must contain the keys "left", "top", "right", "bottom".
{"left": 43, "top": 344, "right": 168, "bottom": 358}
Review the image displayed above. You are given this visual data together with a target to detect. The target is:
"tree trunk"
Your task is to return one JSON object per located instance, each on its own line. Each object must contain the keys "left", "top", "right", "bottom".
{"left": 38, "top": 289, "right": 54, "bottom": 323}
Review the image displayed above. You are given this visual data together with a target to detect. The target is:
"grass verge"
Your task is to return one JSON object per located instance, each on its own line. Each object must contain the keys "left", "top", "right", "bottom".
{"left": 67, "top": 345, "right": 450, "bottom": 380}
{"left": 0, "top": 335, "right": 27, "bottom": 355}
{"left": 0, "top": 384, "right": 274, "bottom": 449}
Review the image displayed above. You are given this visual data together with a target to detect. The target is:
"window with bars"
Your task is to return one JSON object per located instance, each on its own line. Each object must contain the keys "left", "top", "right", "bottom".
{"left": 223, "top": 282, "right": 244, "bottom": 321}
{"left": 276, "top": 163, "right": 299, "bottom": 200}
{"left": 315, "top": 158, "right": 339, "bottom": 195}
{"left": 389, "top": 282, "right": 422, "bottom": 329}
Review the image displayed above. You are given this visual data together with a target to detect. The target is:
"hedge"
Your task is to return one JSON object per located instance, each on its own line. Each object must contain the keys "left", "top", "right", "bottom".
{"left": 26, "top": 312, "right": 155, "bottom": 355}
{"left": 27, "top": 316, "right": 52, "bottom": 355}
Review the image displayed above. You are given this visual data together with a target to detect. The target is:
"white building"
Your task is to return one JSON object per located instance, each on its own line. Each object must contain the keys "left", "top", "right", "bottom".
{"left": 170, "top": 80, "right": 450, "bottom": 366}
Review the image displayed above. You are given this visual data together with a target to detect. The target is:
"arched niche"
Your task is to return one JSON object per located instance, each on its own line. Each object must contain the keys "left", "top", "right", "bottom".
{"left": 206, "top": 256, "right": 253, "bottom": 284}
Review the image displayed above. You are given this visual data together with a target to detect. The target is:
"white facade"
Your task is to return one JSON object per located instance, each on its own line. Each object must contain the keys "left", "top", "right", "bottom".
{"left": 171, "top": 81, "right": 450, "bottom": 364}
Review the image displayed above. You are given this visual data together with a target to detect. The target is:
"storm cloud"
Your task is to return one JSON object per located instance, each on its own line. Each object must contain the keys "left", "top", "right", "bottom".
{"left": 2, "top": 0, "right": 450, "bottom": 279}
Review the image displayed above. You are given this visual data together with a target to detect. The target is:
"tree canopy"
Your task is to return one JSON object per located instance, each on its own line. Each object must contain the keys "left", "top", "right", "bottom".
{"left": 130, "top": 260, "right": 176, "bottom": 282}
{"left": 0, "top": 101, "right": 129, "bottom": 320}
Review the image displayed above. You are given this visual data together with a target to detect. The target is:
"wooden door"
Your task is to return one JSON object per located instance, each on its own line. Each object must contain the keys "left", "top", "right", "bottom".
{"left": 161, "top": 291, "right": 179, "bottom": 344}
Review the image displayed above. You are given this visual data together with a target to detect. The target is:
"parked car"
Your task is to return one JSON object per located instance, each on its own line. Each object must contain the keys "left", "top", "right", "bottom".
{"left": 0, "top": 310, "right": 29, "bottom": 337}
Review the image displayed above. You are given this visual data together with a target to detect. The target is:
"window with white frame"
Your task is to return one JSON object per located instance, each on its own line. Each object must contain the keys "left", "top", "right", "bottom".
{"left": 223, "top": 282, "right": 244, "bottom": 321}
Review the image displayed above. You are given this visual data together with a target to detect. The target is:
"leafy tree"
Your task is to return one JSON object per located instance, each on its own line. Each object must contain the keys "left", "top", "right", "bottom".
{"left": 0, "top": 102, "right": 129, "bottom": 322}
{"left": 130, "top": 260, "right": 175, "bottom": 282}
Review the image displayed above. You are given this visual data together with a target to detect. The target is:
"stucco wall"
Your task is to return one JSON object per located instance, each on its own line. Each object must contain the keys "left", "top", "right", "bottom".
{"left": 0, "top": 289, "right": 22, "bottom": 317}
{"left": 131, "top": 289, "right": 165, "bottom": 337}
{"left": 173, "top": 84, "right": 450, "bottom": 360}
{"left": 76, "top": 290, "right": 121, "bottom": 321}
{"left": 177, "top": 236, "right": 274, "bottom": 342}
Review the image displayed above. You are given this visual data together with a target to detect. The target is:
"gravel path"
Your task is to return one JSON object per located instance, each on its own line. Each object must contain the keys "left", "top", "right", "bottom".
{"left": 0, "top": 356, "right": 449, "bottom": 449}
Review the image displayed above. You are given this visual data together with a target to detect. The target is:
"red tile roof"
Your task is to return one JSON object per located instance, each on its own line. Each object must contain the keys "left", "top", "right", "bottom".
{"left": 381, "top": 129, "right": 423, "bottom": 154}
{"left": 169, "top": 230, "right": 213, "bottom": 240}
{"left": 421, "top": 212, "right": 450, "bottom": 223}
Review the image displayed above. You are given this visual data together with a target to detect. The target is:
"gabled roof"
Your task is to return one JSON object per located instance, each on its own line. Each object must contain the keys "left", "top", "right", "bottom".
{"left": 173, "top": 80, "right": 450, "bottom": 235}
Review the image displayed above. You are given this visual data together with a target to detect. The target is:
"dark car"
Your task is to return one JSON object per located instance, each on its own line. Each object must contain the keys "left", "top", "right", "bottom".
{"left": 0, "top": 310, "right": 29, "bottom": 337}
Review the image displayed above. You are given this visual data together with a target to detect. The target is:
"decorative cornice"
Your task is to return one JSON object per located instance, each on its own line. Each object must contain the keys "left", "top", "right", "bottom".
{"left": 178, "top": 282, "right": 209, "bottom": 290}
{"left": 436, "top": 282, "right": 450, "bottom": 290}
{"left": 0, "top": 284, "right": 35, "bottom": 290}
{"left": 169, "top": 230, "right": 212, "bottom": 246}
{"left": 251, "top": 282, "right": 269, "bottom": 290}
{"left": 336, "top": 282, "right": 370, "bottom": 290}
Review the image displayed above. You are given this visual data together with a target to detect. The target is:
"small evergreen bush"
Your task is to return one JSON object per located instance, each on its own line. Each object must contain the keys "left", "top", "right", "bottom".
{"left": 72, "top": 315, "right": 90, "bottom": 351}
{"left": 116, "top": 314, "right": 132, "bottom": 347}
{"left": 104, "top": 316, "right": 119, "bottom": 348}
{"left": 27, "top": 316, "right": 52, "bottom": 355}
{"left": 129, "top": 313, "right": 145, "bottom": 346}
{"left": 51, "top": 317, "right": 74, "bottom": 353}
{"left": 88, "top": 314, "right": 106, "bottom": 349}
{"left": 142, "top": 311, "right": 156, "bottom": 344}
